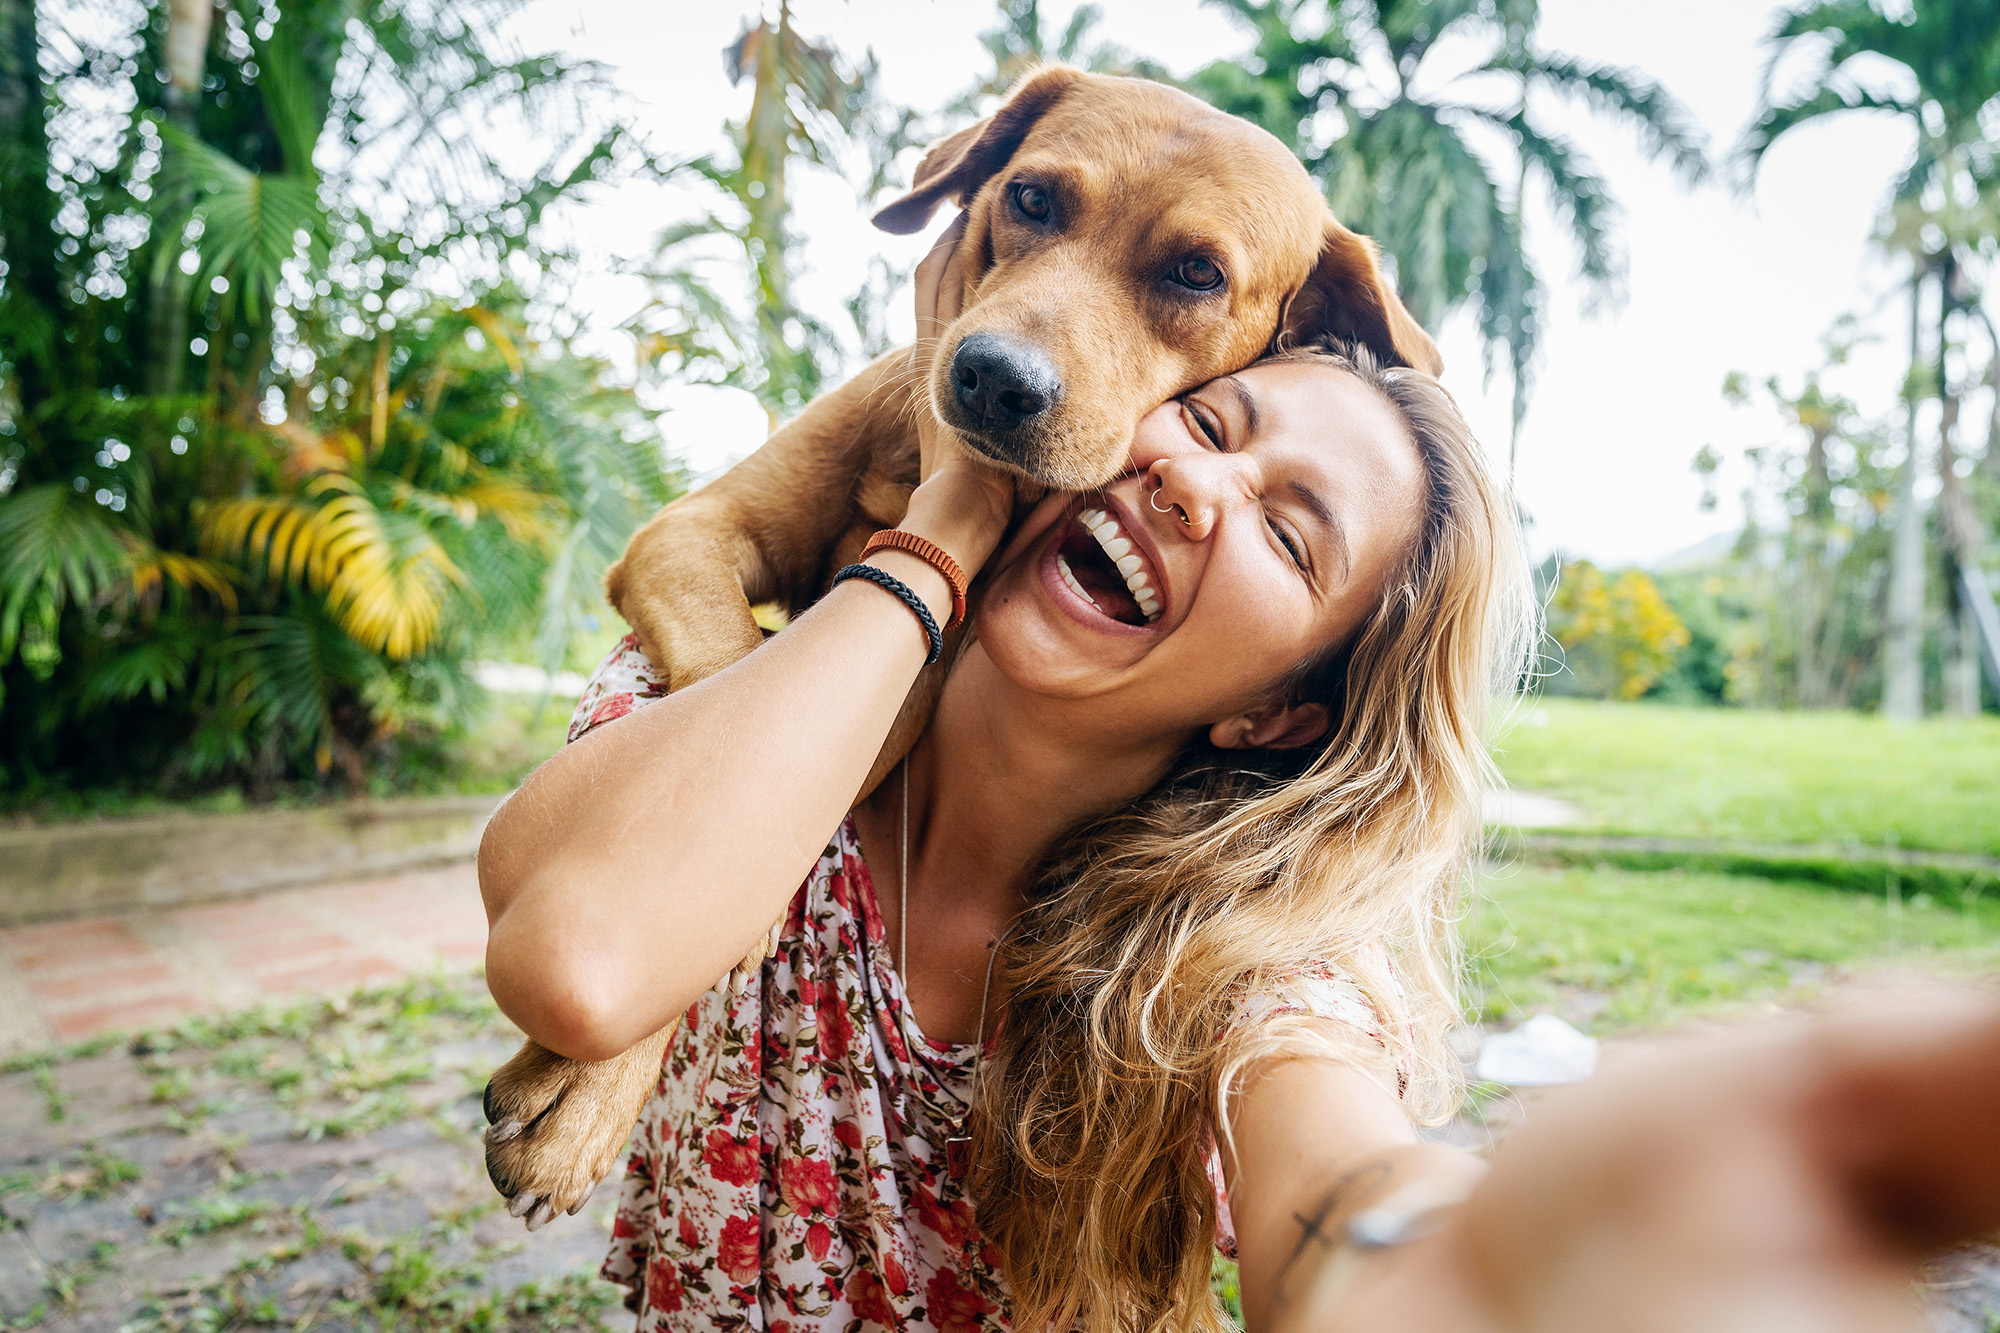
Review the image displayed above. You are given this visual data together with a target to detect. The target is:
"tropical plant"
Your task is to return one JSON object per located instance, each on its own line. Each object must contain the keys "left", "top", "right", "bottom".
{"left": 1692, "top": 350, "right": 1902, "bottom": 710}
{"left": 953, "top": 0, "right": 1172, "bottom": 114}
{"left": 1740, "top": 0, "right": 2000, "bottom": 717}
{"left": 1187, "top": 0, "right": 1708, "bottom": 469}
{"left": 0, "top": 0, "right": 675, "bottom": 800}
{"left": 631, "top": 2, "right": 900, "bottom": 426}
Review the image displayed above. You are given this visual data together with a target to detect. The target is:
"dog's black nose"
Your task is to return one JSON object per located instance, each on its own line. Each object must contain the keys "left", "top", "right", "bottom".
{"left": 951, "top": 334, "right": 1060, "bottom": 431}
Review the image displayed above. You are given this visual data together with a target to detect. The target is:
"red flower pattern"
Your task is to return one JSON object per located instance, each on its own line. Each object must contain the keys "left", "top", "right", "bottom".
{"left": 572, "top": 638, "right": 1400, "bottom": 1331}
{"left": 717, "top": 1214, "right": 762, "bottom": 1285}
{"left": 703, "top": 1129, "right": 759, "bottom": 1187}
{"left": 779, "top": 1155, "right": 839, "bottom": 1216}
{"left": 924, "top": 1268, "right": 997, "bottom": 1333}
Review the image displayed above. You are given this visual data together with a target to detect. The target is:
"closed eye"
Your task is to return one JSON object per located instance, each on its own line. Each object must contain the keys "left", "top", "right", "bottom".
{"left": 1269, "top": 517, "right": 1308, "bottom": 572}
{"left": 1182, "top": 396, "right": 1225, "bottom": 450}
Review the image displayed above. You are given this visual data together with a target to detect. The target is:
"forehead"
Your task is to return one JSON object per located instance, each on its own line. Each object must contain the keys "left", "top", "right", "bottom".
{"left": 1004, "top": 82, "right": 1326, "bottom": 258}
{"left": 1236, "top": 361, "right": 1423, "bottom": 487}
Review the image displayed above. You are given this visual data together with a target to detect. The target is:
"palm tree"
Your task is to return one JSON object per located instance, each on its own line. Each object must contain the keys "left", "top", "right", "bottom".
{"left": 1189, "top": 0, "right": 1708, "bottom": 475}
{"left": 0, "top": 0, "right": 673, "bottom": 796}
{"left": 1741, "top": 0, "right": 2000, "bottom": 718}
{"left": 633, "top": 4, "right": 871, "bottom": 426}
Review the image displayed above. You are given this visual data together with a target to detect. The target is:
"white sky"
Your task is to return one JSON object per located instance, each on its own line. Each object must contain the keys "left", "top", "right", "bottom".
{"left": 507, "top": 0, "right": 1932, "bottom": 569}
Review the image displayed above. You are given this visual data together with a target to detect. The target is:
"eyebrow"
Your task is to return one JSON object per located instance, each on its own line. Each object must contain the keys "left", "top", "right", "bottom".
{"left": 1224, "top": 375, "right": 1260, "bottom": 437}
{"left": 1287, "top": 479, "right": 1352, "bottom": 584}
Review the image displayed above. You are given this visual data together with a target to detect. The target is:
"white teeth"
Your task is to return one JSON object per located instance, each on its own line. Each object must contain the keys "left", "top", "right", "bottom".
{"left": 1071, "top": 503, "right": 1164, "bottom": 624}
{"left": 1055, "top": 553, "right": 1097, "bottom": 607}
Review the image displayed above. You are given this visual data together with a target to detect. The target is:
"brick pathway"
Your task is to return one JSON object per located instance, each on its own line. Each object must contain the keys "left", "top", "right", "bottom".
{"left": 0, "top": 863, "right": 486, "bottom": 1057}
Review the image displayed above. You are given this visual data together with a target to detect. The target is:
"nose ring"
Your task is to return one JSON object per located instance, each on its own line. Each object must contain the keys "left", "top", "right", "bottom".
{"left": 1150, "top": 483, "right": 1191, "bottom": 526}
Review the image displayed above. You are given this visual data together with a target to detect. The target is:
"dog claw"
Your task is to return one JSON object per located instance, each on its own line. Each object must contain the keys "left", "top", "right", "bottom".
{"left": 508, "top": 1190, "right": 538, "bottom": 1218}
{"left": 484, "top": 1119, "right": 524, "bottom": 1146}
{"left": 526, "top": 1200, "right": 557, "bottom": 1231}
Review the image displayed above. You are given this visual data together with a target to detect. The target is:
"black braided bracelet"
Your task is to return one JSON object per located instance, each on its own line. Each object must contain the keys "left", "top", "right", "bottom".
{"left": 832, "top": 563, "right": 943, "bottom": 665}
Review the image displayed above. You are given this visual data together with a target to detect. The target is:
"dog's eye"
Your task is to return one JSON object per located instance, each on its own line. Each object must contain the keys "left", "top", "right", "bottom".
{"left": 1173, "top": 256, "right": 1223, "bottom": 291}
{"left": 1010, "top": 183, "right": 1052, "bottom": 223}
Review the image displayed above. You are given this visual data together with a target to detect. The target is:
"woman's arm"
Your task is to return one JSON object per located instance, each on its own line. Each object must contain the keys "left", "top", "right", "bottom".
{"left": 1223, "top": 1041, "right": 1487, "bottom": 1332}
{"left": 1235, "top": 989, "right": 2000, "bottom": 1333}
{"left": 480, "top": 218, "right": 1005, "bottom": 1061}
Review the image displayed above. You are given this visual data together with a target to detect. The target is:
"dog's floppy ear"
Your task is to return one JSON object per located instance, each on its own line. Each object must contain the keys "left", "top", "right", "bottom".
{"left": 872, "top": 66, "right": 1085, "bottom": 235}
{"left": 1281, "top": 219, "right": 1442, "bottom": 376}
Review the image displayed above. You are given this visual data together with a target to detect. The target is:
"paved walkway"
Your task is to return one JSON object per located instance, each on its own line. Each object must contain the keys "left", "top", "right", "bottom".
{"left": 0, "top": 864, "right": 486, "bottom": 1057}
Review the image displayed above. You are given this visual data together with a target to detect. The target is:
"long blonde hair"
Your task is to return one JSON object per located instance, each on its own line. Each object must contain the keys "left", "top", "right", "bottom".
{"left": 969, "top": 339, "right": 1536, "bottom": 1333}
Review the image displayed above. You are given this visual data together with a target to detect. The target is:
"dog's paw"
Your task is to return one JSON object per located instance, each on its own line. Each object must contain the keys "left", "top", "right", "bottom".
{"left": 481, "top": 1029, "right": 673, "bottom": 1230}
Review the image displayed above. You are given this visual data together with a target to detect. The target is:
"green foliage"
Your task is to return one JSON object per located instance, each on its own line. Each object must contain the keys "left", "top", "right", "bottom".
{"left": 1496, "top": 698, "right": 2000, "bottom": 857}
{"left": 1468, "top": 862, "right": 2000, "bottom": 1031}
{"left": 0, "top": 0, "right": 677, "bottom": 801}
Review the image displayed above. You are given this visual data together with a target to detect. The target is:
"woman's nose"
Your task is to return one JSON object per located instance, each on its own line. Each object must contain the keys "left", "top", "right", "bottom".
{"left": 1146, "top": 454, "right": 1244, "bottom": 542}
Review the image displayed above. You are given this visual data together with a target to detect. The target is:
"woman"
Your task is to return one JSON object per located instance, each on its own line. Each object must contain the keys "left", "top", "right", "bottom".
{"left": 478, "top": 222, "right": 2000, "bottom": 1333}
{"left": 482, "top": 210, "right": 1515, "bottom": 1331}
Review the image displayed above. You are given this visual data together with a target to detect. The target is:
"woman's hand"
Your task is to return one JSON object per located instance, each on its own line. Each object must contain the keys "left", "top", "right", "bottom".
{"left": 1294, "top": 988, "right": 2000, "bottom": 1333}
{"left": 900, "top": 212, "right": 1019, "bottom": 579}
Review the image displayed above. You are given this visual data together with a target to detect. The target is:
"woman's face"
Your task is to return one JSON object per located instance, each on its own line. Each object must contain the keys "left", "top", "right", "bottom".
{"left": 976, "top": 359, "right": 1428, "bottom": 747}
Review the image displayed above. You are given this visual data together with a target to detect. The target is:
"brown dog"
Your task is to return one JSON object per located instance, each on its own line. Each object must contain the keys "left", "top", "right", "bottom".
{"left": 480, "top": 66, "right": 1439, "bottom": 1227}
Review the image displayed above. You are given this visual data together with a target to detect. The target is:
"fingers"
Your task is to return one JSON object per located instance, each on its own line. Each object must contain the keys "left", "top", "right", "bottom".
{"left": 1798, "top": 986, "right": 2000, "bottom": 1248}
{"left": 914, "top": 211, "right": 972, "bottom": 349}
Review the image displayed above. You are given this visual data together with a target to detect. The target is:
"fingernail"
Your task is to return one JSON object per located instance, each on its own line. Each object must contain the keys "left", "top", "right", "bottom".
{"left": 508, "top": 1191, "right": 537, "bottom": 1218}
{"left": 526, "top": 1200, "right": 556, "bottom": 1230}
{"left": 484, "top": 1120, "right": 523, "bottom": 1145}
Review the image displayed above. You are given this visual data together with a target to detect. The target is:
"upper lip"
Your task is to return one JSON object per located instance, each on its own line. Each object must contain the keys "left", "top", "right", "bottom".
{"left": 1094, "top": 489, "right": 1172, "bottom": 626}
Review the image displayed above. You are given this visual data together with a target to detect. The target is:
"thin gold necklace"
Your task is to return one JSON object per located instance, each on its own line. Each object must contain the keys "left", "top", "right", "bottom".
{"left": 899, "top": 758, "right": 1008, "bottom": 1180}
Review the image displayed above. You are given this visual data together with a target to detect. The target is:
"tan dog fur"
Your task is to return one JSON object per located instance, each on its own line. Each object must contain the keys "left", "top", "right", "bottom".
{"left": 481, "top": 66, "right": 1439, "bottom": 1226}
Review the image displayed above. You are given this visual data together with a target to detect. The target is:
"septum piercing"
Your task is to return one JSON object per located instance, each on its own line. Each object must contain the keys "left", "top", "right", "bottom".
{"left": 1150, "top": 483, "right": 1192, "bottom": 526}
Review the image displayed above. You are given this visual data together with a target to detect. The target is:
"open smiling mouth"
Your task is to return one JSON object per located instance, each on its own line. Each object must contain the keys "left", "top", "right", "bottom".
{"left": 1054, "top": 505, "right": 1162, "bottom": 626}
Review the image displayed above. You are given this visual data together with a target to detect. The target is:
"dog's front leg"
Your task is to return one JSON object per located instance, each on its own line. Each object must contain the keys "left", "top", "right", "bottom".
{"left": 482, "top": 1025, "right": 673, "bottom": 1229}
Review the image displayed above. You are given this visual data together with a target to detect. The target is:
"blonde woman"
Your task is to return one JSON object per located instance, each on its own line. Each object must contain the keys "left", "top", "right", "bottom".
{"left": 477, "top": 220, "right": 2000, "bottom": 1333}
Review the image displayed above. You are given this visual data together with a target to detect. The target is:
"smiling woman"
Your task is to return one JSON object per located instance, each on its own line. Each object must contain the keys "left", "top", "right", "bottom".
{"left": 475, "top": 208, "right": 1532, "bottom": 1332}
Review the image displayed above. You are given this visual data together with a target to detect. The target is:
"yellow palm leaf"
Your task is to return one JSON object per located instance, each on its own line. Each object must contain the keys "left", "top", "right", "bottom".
{"left": 126, "top": 545, "right": 239, "bottom": 612}
{"left": 458, "top": 478, "right": 557, "bottom": 544}
{"left": 204, "top": 491, "right": 466, "bottom": 658}
{"left": 309, "top": 493, "right": 466, "bottom": 658}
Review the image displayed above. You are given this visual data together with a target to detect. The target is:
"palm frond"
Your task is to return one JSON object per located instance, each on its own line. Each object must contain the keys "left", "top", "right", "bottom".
{"left": 1504, "top": 51, "right": 1710, "bottom": 186}
{"left": 0, "top": 485, "right": 131, "bottom": 661}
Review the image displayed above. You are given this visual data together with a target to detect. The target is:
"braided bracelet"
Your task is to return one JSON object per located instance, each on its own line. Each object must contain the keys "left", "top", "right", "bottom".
{"left": 859, "top": 529, "right": 968, "bottom": 630}
{"left": 833, "top": 563, "right": 943, "bottom": 665}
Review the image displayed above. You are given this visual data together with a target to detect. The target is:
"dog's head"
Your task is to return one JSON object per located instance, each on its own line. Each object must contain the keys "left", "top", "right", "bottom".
{"left": 874, "top": 66, "right": 1439, "bottom": 489}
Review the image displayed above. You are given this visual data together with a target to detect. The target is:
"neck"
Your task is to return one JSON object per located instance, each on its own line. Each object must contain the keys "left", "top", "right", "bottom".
{"left": 883, "top": 644, "right": 1189, "bottom": 920}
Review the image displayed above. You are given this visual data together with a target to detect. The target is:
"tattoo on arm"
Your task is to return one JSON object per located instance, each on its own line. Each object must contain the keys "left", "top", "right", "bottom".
{"left": 1273, "top": 1158, "right": 1396, "bottom": 1307}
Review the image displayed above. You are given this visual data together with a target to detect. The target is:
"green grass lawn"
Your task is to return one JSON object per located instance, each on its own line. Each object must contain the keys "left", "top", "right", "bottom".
{"left": 1494, "top": 698, "right": 2000, "bottom": 858}
{"left": 1468, "top": 862, "right": 2000, "bottom": 1033}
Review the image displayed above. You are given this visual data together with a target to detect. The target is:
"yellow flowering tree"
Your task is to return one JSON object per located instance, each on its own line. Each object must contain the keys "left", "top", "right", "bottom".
{"left": 1545, "top": 560, "right": 1692, "bottom": 700}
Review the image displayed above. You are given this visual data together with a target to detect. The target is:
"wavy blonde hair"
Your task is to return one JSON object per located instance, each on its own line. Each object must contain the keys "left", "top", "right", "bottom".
{"left": 968, "top": 338, "right": 1536, "bottom": 1333}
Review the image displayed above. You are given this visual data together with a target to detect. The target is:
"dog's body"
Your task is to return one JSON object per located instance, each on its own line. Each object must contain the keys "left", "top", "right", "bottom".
{"left": 481, "top": 67, "right": 1440, "bottom": 1225}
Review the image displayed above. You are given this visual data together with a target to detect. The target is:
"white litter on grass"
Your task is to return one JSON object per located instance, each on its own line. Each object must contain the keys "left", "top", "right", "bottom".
{"left": 1475, "top": 1014, "right": 1599, "bottom": 1086}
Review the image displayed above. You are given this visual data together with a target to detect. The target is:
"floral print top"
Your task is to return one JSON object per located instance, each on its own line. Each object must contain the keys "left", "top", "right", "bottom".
{"left": 574, "top": 635, "right": 1398, "bottom": 1331}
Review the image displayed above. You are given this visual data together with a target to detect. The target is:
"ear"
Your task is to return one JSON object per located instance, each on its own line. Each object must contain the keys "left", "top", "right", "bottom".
{"left": 1208, "top": 699, "right": 1331, "bottom": 753}
{"left": 871, "top": 65, "right": 1086, "bottom": 235}
{"left": 1280, "top": 219, "right": 1443, "bottom": 376}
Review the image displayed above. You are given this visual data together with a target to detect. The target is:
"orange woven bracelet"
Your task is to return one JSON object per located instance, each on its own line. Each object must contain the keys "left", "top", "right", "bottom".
{"left": 859, "top": 529, "right": 967, "bottom": 631}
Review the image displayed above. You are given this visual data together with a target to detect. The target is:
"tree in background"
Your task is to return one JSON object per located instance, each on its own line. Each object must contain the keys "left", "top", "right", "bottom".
{"left": 1189, "top": 0, "right": 1707, "bottom": 475}
{"left": 0, "top": 0, "right": 674, "bottom": 799}
{"left": 1541, "top": 558, "right": 1690, "bottom": 700}
{"left": 1741, "top": 0, "right": 2000, "bottom": 718}
{"left": 632, "top": 2, "right": 921, "bottom": 428}
{"left": 1701, "top": 343, "right": 1901, "bottom": 710}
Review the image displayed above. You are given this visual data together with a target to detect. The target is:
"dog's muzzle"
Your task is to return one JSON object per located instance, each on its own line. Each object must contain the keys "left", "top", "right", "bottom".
{"left": 949, "top": 333, "right": 1062, "bottom": 470}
